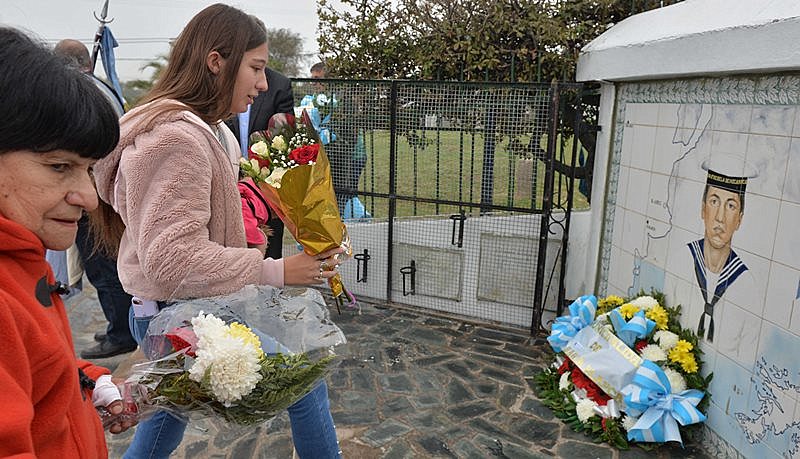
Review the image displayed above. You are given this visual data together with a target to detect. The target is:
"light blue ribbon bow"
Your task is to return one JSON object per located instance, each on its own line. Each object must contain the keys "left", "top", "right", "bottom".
{"left": 547, "top": 295, "right": 597, "bottom": 352}
{"left": 621, "top": 360, "right": 706, "bottom": 444}
{"left": 299, "top": 95, "right": 337, "bottom": 145}
{"left": 609, "top": 308, "right": 656, "bottom": 348}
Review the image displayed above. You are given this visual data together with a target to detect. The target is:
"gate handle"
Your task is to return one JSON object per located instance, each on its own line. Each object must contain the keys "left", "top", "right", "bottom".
{"left": 354, "top": 249, "right": 370, "bottom": 283}
{"left": 449, "top": 211, "right": 466, "bottom": 248}
{"left": 399, "top": 260, "right": 416, "bottom": 296}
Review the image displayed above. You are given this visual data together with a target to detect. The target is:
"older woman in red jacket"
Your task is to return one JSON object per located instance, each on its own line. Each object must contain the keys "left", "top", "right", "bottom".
{"left": 0, "top": 27, "right": 136, "bottom": 457}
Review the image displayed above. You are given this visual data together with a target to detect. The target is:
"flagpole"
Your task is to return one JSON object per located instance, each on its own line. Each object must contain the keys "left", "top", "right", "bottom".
{"left": 90, "top": 0, "right": 113, "bottom": 73}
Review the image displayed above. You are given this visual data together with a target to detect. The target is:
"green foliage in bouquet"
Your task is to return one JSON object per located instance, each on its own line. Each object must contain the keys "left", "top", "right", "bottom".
{"left": 147, "top": 352, "right": 333, "bottom": 426}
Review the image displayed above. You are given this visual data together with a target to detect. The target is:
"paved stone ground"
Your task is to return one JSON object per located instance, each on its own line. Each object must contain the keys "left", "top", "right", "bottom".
{"left": 67, "top": 284, "right": 714, "bottom": 458}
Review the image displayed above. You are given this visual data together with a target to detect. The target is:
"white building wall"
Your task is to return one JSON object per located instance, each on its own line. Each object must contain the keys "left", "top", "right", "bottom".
{"left": 575, "top": 1, "right": 800, "bottom": 457}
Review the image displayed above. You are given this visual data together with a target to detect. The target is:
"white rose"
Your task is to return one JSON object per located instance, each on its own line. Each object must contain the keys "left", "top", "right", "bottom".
{"left": 316, "top": 94, "right": 329, "bottom": 105}
{"left": 654, "top": 330, "right": 680, "bottom": 351}
{"left": 640, "top": 344, "right": 667, "bottom": 362}
{"left": 663, "top": 367, "right": 687, "bottom": 393}
{"left": 265, "top": 167, "right": 287, "bottom": 188}
{"left": 630, "top": 295, "right": 658, "bottom": 310}
{"left": 576, "top": 398, "right": 598, "bottom": 423}
{"left": 271, "top": 135, "right": 287, "bottom": 152}
{"left": 250, "top": 140, "right": 269, "bottom": 157}
{"left": 559, "top": 372, "right": 572, "bottom": 391}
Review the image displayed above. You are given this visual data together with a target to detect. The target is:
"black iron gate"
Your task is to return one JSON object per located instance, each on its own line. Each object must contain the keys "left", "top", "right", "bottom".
{"left": 289, "top": 79, "right": 597, "bottom": 334}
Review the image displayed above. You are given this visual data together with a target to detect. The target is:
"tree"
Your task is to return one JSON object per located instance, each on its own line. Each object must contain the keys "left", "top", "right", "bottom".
{"left": 267, "top": 28, "right": 304, "bottom": 77}
{"left": 316, "top": 0, "right": 684, "bottom": 82}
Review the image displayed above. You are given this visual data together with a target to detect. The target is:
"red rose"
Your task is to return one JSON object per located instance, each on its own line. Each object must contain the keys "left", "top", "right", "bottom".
{"left": 634, "top": 340, "right": 648, "bottom": 352}
{"left": 289, "top": 144, "right": 320, "bottom": 165}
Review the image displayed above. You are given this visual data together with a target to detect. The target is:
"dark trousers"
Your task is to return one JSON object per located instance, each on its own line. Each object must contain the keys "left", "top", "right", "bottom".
{"left": 266, "top": 218, "right": 284, "bottom": 260}
{"left": 76, "top": 216, "right": 136, "bottom": 347}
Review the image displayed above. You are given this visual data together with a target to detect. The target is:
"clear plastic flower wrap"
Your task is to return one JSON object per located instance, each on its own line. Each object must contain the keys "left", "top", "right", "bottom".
{"left": 105, "top": 285, "right": 346, "bottom": 428}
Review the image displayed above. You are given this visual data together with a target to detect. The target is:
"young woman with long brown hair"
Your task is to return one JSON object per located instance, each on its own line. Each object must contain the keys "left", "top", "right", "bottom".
{"left": 92, "top": 4, "right": 342, "bottom": 458}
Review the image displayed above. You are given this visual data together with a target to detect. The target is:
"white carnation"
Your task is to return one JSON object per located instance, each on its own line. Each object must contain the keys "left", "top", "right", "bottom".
{"left": 621, "top": 415, "right": 639, "bottom": 432}
{"left": 663, "top": 367, "right": 687, "bottom": 393}
{"left": 265, "top": 167, "right": 287, "bottom": 188}
{"left": 189, "top": 313, "right": 263, "bottom": 406}
{"left": 640, "top": 344, "right": 667, "bottom": 362}
{"left": 576, "top": 398, "right": 598, "bottom": 423}
{"left": 559, "top": 372, "right": 572, "bottom": 391}
{"left": 630, "top": 295, "right": 658, "bottom": 310}
{"left": 654, "top": 330, "right": 680, "bottom": 351}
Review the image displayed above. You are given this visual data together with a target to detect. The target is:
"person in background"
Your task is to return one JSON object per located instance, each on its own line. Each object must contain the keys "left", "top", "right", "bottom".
{"left": 226, "top": 63, "right": 294, "bottom": 260}
{"left": 310, "top": 61, "right": 327, "bottom": 79}
{"left": 90, "top": 4, "right": 342, "bottom": 458}
{"left": 53, "top": 38, "right": 137, "bottom": 359}
{"left": 314, "top": 61, "right": 370, "bottom": 219}
{"left": 0, "top": 26, "right": 135, "bottom": 456}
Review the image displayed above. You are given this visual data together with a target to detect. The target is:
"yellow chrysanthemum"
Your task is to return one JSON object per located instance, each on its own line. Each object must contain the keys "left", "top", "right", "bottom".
{"left": 680, "top": 354, "right": 698, "bottom": 374}
{"left": 597, "top": 295, "right": 624, "bottom": 315}
{"left": 673, "top": 340, "right": 693, "bottom": 353}
{"left": 645, "top": 305, "right": 669, "bottom": 330}
{"left": 618, "top": 303, "right": 640, "bottom": 319}
{"left": 228, "top": 322, "right": 264, "bottom": 359}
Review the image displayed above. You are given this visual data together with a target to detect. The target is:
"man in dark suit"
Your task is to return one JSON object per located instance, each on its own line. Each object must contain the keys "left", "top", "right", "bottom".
{"left": 226, "top": 67, "right": 294, "bottom": 260}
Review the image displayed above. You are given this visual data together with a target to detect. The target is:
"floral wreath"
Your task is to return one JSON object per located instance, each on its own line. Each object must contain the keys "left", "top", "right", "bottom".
{"left": 534, "top": 291, "right": 712, "bottom": 450}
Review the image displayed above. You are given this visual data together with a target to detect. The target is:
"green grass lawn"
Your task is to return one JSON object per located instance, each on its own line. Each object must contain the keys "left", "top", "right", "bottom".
{"left": 355, "top": 129, "right": 590, "bottom": 219}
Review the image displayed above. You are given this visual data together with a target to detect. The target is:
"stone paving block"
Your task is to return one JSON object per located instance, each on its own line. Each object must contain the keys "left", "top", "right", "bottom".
{"left": 416, "top": 435, "right": 459, "bottom": 457}
{"left": 331, "top": 409, "right": 380, "bottom": 426}
{"left": 521, "top": 397, "right": 558, "bottom": 421}
{"left": 382, "top": 395, "right": 415, "bottom": 417}
{"left": 381, "top": 440, "right": 417, "bottom": 459}
{"left": 380, "top": 373, "right": 415, "bottom": 393}
{"left": 474, "top": 327, "right": 530, "bottom": 344}
{"left": 443, "top": 360, "right": 475, "bottom": 379}
{"left": 413, "top": 353, "right": 457, "bottom": 367}
{"left": 447, "top": 401, "right": 496, "bottom": 419}
{"left": 447, "top": 379, "right": 473, "bottom": 404}
{"left": 480, "top": 366, "right": 523, "bottom": 386}
{"left": 508, "top": 416, "right": 560, "bottom": 449}
{"left": 555, "top": 440, "right": 614, "bottom": 459}
{"left": 362, "top": 419, "right": 413, "bottom": 447}
{"left": 350, "top": 366, "right": 377, "bottom": 391}
{"left": 336, "top": 390, "right": 378, "bottom": 412}
{"left": 499, "top": 385, "right": 524, "bottom": 408}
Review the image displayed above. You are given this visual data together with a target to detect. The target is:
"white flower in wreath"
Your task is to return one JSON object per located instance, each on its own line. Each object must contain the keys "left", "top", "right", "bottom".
{"left": 621, "top": 414, "right": 639, "bottom": 432}
{"left": 576, "top": 398, "right": 598, "bottom": 423}
{"left": 629, "top": 295, "right": 659, "bottom": 310}
{"left": 559, "top": 371, "right": 572, "bottom": 391}
{"left": 663, "top": 367, "right": 687, "bottom": 393}
{"left": 640, "top": 344, "right": 668, "bottom": 362}
{"left": 654, "top": 330, "right": 680, "bottom": 351}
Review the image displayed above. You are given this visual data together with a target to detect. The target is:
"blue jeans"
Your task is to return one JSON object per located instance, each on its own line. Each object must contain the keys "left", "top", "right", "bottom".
{"left": 125, "top": 309, "right": 341, "bottom": 459}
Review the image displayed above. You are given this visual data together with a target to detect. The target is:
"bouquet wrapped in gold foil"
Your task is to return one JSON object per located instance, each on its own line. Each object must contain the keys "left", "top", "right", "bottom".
{"left": 239, "top": 111, "right": 356, "bottom": 310}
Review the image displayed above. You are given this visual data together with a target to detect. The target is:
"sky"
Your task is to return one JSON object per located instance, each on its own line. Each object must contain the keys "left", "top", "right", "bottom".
{"left": 0, "top": 0, "right": 331, "bottom": 81}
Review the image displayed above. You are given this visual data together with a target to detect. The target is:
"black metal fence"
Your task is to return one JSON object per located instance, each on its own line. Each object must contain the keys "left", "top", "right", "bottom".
{"left": 286, "top": 79, "right": 597, "bottom": 334}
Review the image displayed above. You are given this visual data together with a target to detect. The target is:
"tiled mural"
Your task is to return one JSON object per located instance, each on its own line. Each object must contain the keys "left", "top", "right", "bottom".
{"left": 601, "top": 76, "right": 800, "bottom": 459}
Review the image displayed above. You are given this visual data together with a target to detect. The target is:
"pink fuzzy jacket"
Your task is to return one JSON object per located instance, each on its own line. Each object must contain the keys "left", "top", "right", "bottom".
{"left": 93, "top": 100, "right": 283, "bottom": 301}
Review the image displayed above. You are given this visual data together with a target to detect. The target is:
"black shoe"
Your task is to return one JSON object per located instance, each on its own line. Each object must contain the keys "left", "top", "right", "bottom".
{"left": 80, "top": 339, "right": 137, "bottom": 359}
{"left": 94, "top": 332, "right": 107, "bottom": 342}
